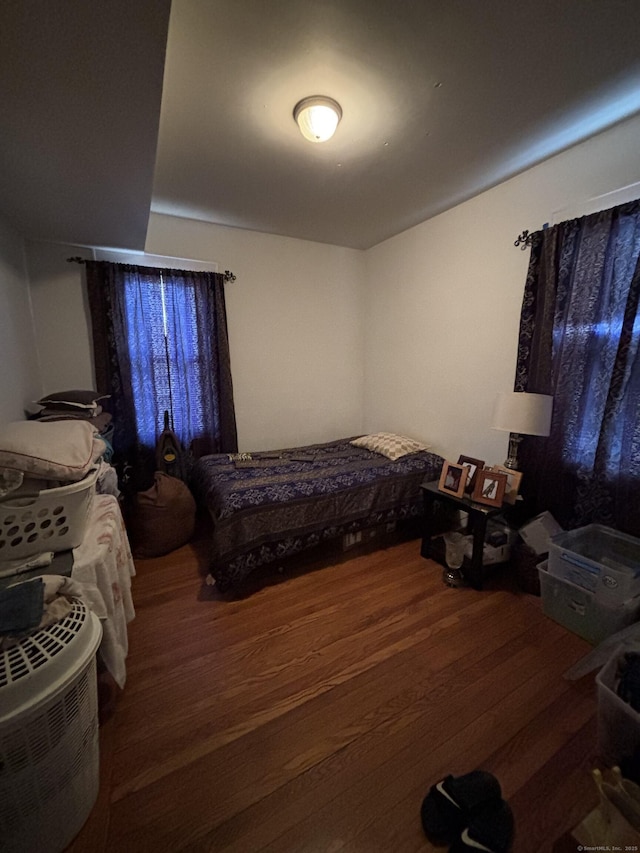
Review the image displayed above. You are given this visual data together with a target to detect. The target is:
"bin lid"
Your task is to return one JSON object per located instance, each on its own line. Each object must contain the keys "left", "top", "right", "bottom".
{"left": 0, "top": 597, "right": 102, "bottom": 723}
{"left": 551, "top": 523, "right": 640, "bottom": 574}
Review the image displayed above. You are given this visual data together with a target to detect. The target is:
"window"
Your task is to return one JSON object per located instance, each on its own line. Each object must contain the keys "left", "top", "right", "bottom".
{"left": 85, "top": 260, "right": 237, "bottom": 488}
{"left": 124, "top": 271, "right": 208, "bottom": 448}
{"left": 516, "top": 201, "right": 640, "bottom": 534}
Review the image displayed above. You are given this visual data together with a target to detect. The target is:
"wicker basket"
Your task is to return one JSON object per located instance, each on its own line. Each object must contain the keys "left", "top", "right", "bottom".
{"left": 0, "top": 467, "right": 98, "bottom": 562}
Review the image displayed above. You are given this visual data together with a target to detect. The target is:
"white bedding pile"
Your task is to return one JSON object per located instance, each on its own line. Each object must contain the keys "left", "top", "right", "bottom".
{"left": 0, "top": 420, "right": 104, "bottom": 495}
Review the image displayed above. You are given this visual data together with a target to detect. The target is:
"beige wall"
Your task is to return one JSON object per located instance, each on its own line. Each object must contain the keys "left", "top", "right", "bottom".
{"left": 24, "top": 219, "right": 366, "bottom": 451}
{"left": 145, "top": 216, "right": 366, "bottom": 450}
{"left": 16, "top": 110, "right": 640, "bottom": 454}
{"left": 364, "top": 113, "right": 640, "bottom": 466}
{"left": 145, "top": 214, "right": 364, "bottom": 450}
{"left": 24, "top": 240, "right": 95, "bottom": 395}
{"left": 0, "top": 217, "right": 41, "bottom": 422}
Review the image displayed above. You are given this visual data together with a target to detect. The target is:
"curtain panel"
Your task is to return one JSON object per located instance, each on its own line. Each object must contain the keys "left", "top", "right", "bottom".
{"left": 516, "top": 201, "right": 640, "bottom": 537}
{"left": 86, "top": 261, "right": 237, "bottom": 490}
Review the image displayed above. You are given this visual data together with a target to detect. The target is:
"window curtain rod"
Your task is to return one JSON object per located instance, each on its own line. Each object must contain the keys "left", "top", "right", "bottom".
{"left": 514, "top": 230, "right": 534, "bottom": 250}
{"left": 514, "top": 184, "right": 640, "bottom": 251}
{"left": 67, "top": 256, "right": 236, "bottom": 282}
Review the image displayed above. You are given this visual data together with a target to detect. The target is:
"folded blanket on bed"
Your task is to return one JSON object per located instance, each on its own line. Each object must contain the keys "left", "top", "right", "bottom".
{"left": 233, "top": 451, "right": 358, "bottom": 468}
{"left": 234, "top": 455, "right": 333, "bottom": 468}
{"left": 233, "top": 459, "right": 283, "bottom": 468}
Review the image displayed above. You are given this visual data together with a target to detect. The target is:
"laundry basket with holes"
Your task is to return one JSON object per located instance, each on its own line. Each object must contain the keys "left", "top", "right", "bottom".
{"left": 0, "top": 597, "right": 102, "bottom": 853}
{"left": 0, "top": 466, "right": 99, "bottom": 563}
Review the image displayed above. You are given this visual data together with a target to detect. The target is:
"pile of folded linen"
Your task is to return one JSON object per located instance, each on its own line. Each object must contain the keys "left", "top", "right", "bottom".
{"left": 0, "top": 574, "right": 87, "bottom": 649}
{"left": 0, "top": 420, "right": 106, "bottom": 576}
{"left": 29, "top": 388, "right": 112, "bottom": 436}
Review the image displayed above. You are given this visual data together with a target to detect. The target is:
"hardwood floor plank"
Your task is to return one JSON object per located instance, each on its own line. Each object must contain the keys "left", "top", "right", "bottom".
{"left": 508, "top": 716, "right": 601, "bottom": 852}
{"left": 110, "top": 590, "right": 530, "bottom": 801}
{"left": 111, "top": 610, "right": 536, "bottom": 829}
{"left": 63, "top": 535, "right": 607, "bottom": 852}
{"left": 343, "top": 685, "right": 597, "bottom": 853}
{"left": 190, "top": 623, "right": 575, "bottom": 853}
{"left": 241, "top": 631, "right": 592, "bottom": 852}
{"left": 107, "top": 603, "right": 584, "bottom": 849}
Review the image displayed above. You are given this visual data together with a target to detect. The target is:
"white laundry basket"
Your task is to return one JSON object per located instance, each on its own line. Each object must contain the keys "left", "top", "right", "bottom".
{"left": 0, "top": 597, "right": 102, "bottom": 853}
{"left": 0, "top": 466, "right": 99, "bottom": 562}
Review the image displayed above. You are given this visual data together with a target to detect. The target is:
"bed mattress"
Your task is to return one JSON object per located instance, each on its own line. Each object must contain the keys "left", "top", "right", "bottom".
{"left": 190, "top": 437, "right": 444, "bottom": 590}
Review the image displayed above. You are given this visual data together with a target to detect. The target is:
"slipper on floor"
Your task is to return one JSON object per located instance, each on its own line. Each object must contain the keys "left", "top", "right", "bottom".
{"left": 449, "top": 797, "right": 514, "bottom": 853}
{"left": 420, "top": 770, "right": 502, "bottom": 845}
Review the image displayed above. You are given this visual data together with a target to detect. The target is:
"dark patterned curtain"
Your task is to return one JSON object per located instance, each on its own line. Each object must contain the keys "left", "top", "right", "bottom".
{"left": 86, "top": 261, "right": 237, "bottom": 490}
{"left": 516, "top": 200, "right": 640, "bottom": 537}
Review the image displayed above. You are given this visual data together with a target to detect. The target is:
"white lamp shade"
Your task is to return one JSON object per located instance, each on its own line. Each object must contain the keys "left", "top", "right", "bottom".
{"left": 294, "top": 96, "right": 342, "bottom": 143}
{"left": 491, "top": 392, "right": 553, "bottom": 436}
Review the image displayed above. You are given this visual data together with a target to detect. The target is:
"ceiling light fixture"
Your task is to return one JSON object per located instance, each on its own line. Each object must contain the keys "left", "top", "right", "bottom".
{"left": 293, "top": 96, "right": 342, "bottom": 143}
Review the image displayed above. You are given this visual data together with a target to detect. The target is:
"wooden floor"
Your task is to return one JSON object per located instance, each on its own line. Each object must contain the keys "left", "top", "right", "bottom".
{"left": 68, "top": 532, "right": 602, "bottom": 852}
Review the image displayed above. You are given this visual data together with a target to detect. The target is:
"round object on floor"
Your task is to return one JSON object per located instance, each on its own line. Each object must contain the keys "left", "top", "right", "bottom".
{"left": 443, "top": 567, "right": 468, "bottom": 588}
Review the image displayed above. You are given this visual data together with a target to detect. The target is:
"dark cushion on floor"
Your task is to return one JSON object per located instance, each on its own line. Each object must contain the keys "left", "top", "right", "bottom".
{"left": 129, "top": 472, "right": 196, "bottom": 558}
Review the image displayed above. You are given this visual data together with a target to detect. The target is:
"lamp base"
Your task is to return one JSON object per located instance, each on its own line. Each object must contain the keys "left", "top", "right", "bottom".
{"left": 504, "top": 433, "right": 523, "bottom": 470}
{"left": 442, "top": 567, "right": 468, "bottom": 588}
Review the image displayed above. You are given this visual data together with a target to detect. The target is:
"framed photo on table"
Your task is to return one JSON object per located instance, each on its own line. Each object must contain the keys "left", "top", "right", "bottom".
{"left": 488, "top": 465, "right": 523, "bottom": 505}
{"left": 457, "top": 455, "right": 485, "bottom": 493}
{"left": 471, "top": 469, "right": 508, "bottom": 507}
{"left": 438, "top": 460, "right": 470, "bottom": 499}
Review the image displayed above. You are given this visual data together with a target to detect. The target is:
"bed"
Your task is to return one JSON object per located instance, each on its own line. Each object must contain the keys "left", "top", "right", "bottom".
{"left": 190, "top": 433, "right": 445, "bottom": 591}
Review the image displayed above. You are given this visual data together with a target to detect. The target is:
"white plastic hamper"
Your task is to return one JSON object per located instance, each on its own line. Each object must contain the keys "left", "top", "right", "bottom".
{"left": 0, "top": 598, "right": 102, "bottom": 853}
{"left": 0, "top": 466, "right": 99, "bottom": 562}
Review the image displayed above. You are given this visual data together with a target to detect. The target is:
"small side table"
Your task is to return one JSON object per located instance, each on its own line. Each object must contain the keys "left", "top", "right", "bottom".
{"left": 420, "top": 480, "right": 509, "bottom": 590}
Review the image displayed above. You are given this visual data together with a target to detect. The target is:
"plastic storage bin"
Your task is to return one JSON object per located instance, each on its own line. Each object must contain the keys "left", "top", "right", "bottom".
{"left": 597, "top": 646, "right": 640, "bottom": 766}
{"left": 0, "top": 466, "right": 98, "bottom": 562}
{"left": 0, "top": 598, "right": 102, "bottom": 853}
{"left": 548, "top": 524, "right": 640, "bottom": 603}
{"left": 538, "top": 564, "right": 640, "bottom": 645}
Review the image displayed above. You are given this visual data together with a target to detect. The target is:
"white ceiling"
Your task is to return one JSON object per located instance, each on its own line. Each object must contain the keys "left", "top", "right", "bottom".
{"left": 2, "top": 1, "right": 640, "bottom": 252}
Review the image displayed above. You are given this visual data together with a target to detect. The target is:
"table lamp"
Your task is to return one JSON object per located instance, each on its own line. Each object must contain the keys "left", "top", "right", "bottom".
{"left": 491, "top": 391, "right": 553, "bottom": 470}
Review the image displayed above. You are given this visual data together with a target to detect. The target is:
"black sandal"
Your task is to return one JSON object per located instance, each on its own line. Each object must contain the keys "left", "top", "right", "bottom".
{"left": 420, "top": 770, "right": 502, "bottom": 845}
{"left": 450, "top": 797, "right": 514, "bottom": 853}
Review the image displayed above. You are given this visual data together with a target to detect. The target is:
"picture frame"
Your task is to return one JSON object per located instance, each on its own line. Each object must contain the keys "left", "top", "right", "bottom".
{"left": 488, "top": 465, "right": 523, "bottom": 505}
{"left": 438, "top": 460, "right": 470, "bottom": 498}
{"left": 457, "top": 455, "right": 485, "bottom": 493}
{"left": 471, "top": 469, "right": 508, "bottom": 507}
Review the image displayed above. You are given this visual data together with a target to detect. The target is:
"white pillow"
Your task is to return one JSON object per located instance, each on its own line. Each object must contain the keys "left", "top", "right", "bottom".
{"left": 350, "top": 432, "right": 430, "bottom": 461}
{"left": 0, "top": 420, "right": 103, "bottom": 482}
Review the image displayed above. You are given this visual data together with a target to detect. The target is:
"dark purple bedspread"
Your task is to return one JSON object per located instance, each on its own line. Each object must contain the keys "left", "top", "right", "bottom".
{"left": 190, "top": 437, "right": 444, "bottom": 590}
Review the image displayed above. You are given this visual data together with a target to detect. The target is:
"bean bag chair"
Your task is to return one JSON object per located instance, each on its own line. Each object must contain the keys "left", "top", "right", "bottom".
{"left": 129, "top": 471, "right": 196, "bottom": 558}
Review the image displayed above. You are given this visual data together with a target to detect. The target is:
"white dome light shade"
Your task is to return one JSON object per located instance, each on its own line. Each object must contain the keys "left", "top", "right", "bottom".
{"left": 293, "top": 96, "right": 342, "bottom": 143}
